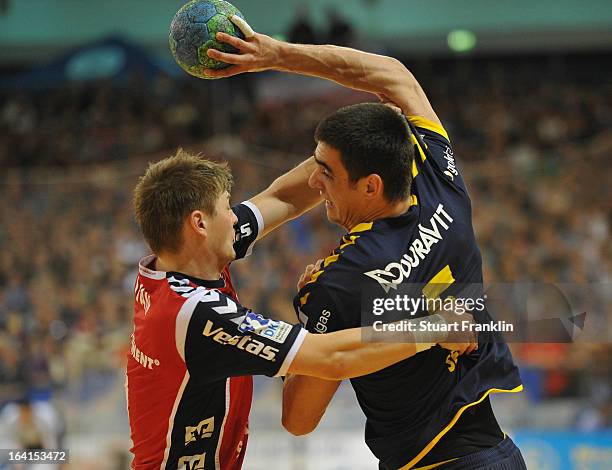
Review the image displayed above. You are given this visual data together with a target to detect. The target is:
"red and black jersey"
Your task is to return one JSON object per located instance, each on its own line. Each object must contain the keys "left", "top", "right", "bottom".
{"left": 127, "top": 202, "right": 307, "bottom": 470}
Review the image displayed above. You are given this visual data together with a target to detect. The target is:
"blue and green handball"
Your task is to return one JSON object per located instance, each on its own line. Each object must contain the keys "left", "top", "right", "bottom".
{"left": 169, "top": 0, "right": 245, "bottom": 79}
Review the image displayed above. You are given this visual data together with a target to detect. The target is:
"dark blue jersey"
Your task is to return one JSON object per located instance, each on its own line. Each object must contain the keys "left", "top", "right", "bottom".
{"left": 294, "top": 116, "right": 522, "bottom": 470}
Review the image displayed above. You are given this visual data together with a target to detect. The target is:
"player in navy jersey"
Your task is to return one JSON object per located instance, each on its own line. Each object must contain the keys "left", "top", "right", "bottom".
{"left": 127, "top": 149, "right": 476, "bottom": 470}
{"left": 207, "top": 16, "right": 526, "bottom": 470}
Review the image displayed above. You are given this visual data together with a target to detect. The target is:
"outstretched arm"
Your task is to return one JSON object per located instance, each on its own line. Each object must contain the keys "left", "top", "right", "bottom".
{"left": 283, "top": 311, "right": 477, "bottom": 434}
{"left": 288, "top": 312, "right": 476, "bottom": 380}
{"left": 206, "top": 17, "right": 440, "bottom": 125}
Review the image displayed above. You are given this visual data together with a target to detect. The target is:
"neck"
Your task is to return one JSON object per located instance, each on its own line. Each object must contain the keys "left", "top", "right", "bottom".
{"left": 156, "top": 251, "right": 223, "bottom": 281}
{"left": 346, "top": 197, "right": 413, "bottom": 231}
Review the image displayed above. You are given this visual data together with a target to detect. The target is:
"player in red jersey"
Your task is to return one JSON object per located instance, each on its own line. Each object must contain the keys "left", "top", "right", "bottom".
{"left": 127, "top": 150, "right": 476, "bottom": 470}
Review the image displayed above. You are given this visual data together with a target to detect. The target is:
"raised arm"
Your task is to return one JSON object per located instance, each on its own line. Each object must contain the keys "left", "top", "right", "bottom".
{"left": 205, "top": 17, "right": 440, "bottom": 125}
{"left": 249, "top": 157, "right": 321, "bottom": 240}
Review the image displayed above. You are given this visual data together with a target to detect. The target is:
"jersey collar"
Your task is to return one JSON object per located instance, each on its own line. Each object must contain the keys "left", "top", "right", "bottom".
{"left": 167, "top": 271, "right": 225, "bottom": 289}
{"left": 138, "top": 254, "right": 226, "bottom": 288}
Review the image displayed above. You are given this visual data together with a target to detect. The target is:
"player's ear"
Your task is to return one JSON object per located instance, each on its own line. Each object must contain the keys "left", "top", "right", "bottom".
{"left": 188, "top": 210, "right": 208, "bottom": 237}
{"left": 362, "top": 174, "right": 383, "bottom": 199}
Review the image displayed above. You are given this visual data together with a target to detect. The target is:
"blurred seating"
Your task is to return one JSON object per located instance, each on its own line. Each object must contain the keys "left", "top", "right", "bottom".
{"left": 0, "top": 52, "right": 610, "bottom": 432}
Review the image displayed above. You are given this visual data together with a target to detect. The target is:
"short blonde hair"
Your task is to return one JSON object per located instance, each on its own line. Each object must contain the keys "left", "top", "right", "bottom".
{"left": 133, "top": 149, "right": 233, "bottom": 253}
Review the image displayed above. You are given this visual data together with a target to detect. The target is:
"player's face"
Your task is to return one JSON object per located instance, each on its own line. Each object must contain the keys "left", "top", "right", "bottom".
{"left": 207, "top": 192, "right": 238, "bottom": 266}
{"left": 309, "top": 142, "right": 367, "bottom": 230}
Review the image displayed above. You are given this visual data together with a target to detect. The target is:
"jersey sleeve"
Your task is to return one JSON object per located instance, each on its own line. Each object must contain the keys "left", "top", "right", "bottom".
{"left": 293, "top": 281, "right": 349, "bottom": 335}
{"left": 406, "top": 115, "right": 468, "bottom": 194}
{"left": 232, "top": 201, "right": 264, "bottom": 259}
{"left": 176, "top": 289, "right": 307, "bottom": 380}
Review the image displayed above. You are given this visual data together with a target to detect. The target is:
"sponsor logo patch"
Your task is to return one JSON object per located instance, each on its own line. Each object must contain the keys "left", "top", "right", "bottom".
{"left": 203, "top": 320, "right": 279, "bottom": 361}
{"left": 364, "top": 204, "right": 454, "bottom": 292}
{"left": 185, "top": 417, "right": 214, "bottom": 445}
{"left": 178, "top": 453, "right": 205, "bottom": 470}
{"left": 238, "top": 311, "right": 292, "bottom": 344}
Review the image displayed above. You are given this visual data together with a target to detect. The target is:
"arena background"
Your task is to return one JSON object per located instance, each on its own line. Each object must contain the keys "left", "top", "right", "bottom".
{"left": 0, "top": 1, "right": 611, "bottom": 469}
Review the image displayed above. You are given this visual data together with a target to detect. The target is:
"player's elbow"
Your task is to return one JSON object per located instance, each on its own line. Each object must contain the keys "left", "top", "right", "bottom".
{"left": 281, "top": 413, "right": 318, "bottom": 436}
{"left": 316, "top": 352, "right": 353, "bottom": 380}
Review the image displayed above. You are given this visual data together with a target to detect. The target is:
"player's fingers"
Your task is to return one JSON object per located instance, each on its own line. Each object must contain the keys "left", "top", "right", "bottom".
{"left": 230, "top": 15, "right": 255, "bottom": 39}
{"left": 202, "top": 65, "right": 248, "bottom": 79}
{"left": 297, "top": 274, "right": 306, "bottom": 291}
{"left": 304, "top": 263, "right": 316, "bottom": 276}
{"left": 314, "top": 258, "right": 324, "bottom": 271}
{"left": 206, "top": 48, "right": 246, "bottom": 65}
{"left": 215, "top": 31, "right": 251, "bottom": 51}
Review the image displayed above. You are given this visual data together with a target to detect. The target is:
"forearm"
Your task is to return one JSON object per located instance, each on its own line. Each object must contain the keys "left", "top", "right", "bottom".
{"left": 317, "top": 327, "right": 428, "bottom": 379}
{"left": 290, "top": 318, "right": 448, "bottom": 380}
{"left": 282, "top": 373, "right": 340, "bottom": 435}
{"left": 267, "top": 157, "right": 320, "bottom": 215}
{"left": 250, "top": 157, "right": 321, "bottom": 238}
{"left": 276, "top": 42, "right": 407, "bottom": 98}
{"left": 208, "top": 22, "right": 439, "bottom": 123}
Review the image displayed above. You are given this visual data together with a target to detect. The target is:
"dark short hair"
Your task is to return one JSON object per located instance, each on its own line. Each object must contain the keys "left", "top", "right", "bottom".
{"left": 133, "top": 149, "right": 233, "bottom": 254}
{"left": 314, "top": 103, "right": 414, "bottom": 202}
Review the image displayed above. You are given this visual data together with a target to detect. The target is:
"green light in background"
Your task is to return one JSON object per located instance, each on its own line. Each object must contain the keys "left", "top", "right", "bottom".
{"left": 447, "top": 29, "right": 477, "bottom": 52}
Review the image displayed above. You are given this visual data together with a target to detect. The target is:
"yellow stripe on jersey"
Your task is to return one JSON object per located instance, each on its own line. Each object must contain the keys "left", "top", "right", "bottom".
{"left": 422, "top": 265, "right": 455, "bottom": 300}
{"left": 410, "top": 194, "right": 418, "bottom": 206}
{"left": 323, "top": 253, "right": 339, "bottom": 267}
{"left": 410, "top": 133, "right": 427, "bottom": 162}
{"left": 339, "top": 235, "right": 360, "bottom": 250}
{"left": 413, "top": 457, "right": 459, "bottom": 470}
{"left": 409, "top": 128, "right": 427, "bottom": 179}
{"left": 299, "top": 292, "right": 310, "bottom": 307}
{"left": 350, "top": 222, "right": 373, "bottom": 233}
{"left": 304, "top": 269, "right": 323, "bottom": 285}
{"left": 406, "top": 116, "right": 450, "bottom": 142}
{"left": 399, "top": 385, "right": 524, "bottom": 470}
{"left": 301, "top": 223, "right": 374, "bottom": 304}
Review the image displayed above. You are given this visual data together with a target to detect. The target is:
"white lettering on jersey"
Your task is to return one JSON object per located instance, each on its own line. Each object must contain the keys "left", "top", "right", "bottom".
{"left": 130, "top": 335, "right": 160, "bottom": 369}
{"left": 443, "top": 145, "right": 458, "bottom": 181}
{"left": 364, "top": 204, "right": 454, "bottom": 292}
{"left": 239, "top": 223, "right": 252, "bottom": 238}
{"left": 134, "top": 278, "right": 151, "bottom": 314}
{"left": 314, "top": 309, "right": 331, "bottom": 333}
{"left": 202, "top": 320, "right": 279, "bottom": 361}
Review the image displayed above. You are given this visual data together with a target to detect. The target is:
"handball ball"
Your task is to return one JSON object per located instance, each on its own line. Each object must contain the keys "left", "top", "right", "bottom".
{"left": 169, "top": 0, "right": 246, "bottom": 79}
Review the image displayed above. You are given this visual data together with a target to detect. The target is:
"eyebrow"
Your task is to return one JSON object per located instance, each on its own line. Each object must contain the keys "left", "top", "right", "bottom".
{"left": 314, "top": 156, "right": 333, "bottom": 175}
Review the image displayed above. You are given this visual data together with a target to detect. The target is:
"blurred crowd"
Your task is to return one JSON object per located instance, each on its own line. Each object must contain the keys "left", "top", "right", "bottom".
{"left": 0, "top": 52, "right": 610, "bottom": 436}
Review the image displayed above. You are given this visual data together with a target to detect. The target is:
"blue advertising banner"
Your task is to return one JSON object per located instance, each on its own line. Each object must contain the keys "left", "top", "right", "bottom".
{"left": 514, "top": 431, "right": 612, "bottom": 470}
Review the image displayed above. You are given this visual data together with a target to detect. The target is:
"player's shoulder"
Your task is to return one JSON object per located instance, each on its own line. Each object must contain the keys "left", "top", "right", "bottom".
{"left": 406, "top": 115, "right": 450, "bottom": 144}
{"left": 301, "top": 220, "right": 407, "bottom": 298}
{"left": 157, "top": 273, "right": 231, "bottom": 316}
